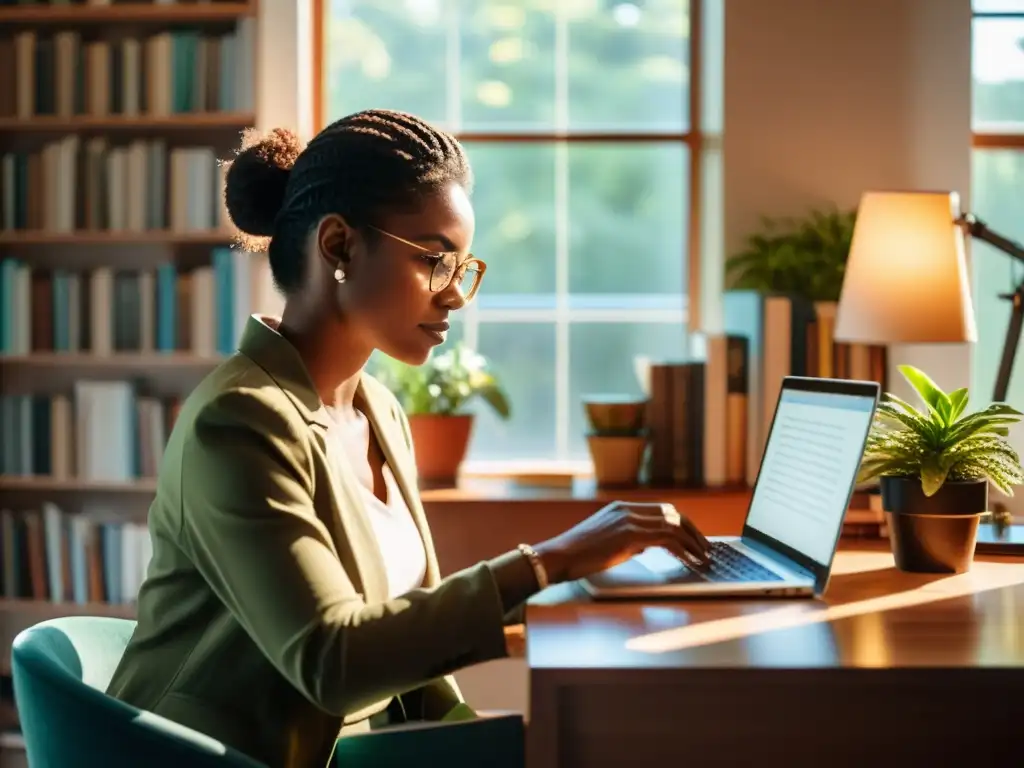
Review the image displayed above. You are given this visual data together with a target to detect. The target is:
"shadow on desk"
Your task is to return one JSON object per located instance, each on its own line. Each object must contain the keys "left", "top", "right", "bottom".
{"left": 524, "top": 550, "right": 1024, "bottom": 768}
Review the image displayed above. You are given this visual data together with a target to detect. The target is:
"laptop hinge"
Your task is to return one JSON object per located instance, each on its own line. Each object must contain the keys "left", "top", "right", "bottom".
{"left": 740, "top": 535, "right": 814, "bottom": 579}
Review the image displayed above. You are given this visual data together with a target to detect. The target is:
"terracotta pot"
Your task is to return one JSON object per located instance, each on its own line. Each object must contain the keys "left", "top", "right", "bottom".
{"left": 406, "top": 413, "right": 474, "bottom": 487}
{"left": 880, "top": 476, "right": 987, "bottom": 574}
{"left": 587, "top": 434, "right": 647, "bottom": 488}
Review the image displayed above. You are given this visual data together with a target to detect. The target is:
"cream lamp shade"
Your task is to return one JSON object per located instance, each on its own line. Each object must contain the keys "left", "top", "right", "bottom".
{"left": 834, "top": 190, "right": 977, "bottom": 344}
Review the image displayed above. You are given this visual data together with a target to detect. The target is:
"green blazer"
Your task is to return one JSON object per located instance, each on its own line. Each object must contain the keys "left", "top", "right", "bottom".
{"left": 106, "top": 317, "right": 528, "bottom": 768}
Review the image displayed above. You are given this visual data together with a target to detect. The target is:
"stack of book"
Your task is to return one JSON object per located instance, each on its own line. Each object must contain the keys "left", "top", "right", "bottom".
{"left": 645, "top": 291, "right": 888, "bottom": 494}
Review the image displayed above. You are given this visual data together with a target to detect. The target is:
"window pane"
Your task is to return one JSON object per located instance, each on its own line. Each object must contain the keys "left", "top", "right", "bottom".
{"left": 974, "top": 0, "right": 1024, "bottom": 11}
{"left": 969, "top": 149, "right": 1024, "bottom": 410}
{"left": 324, "top": 0, "right": 689, "bottom": 132}
{"left": 465, "top": 143, "right": 557, "bottom": 298}
{"left": 326, "top": 0, "right": 448, "bottom": 124}
{"left": 567, "top": 321, "right": 686, "bottom": 460}
{"left": 566, "top": 0, "right": 689, "bottom": 131}
{"left": 569, "top": 143, "right": 687, "bottom": 295}
{"left": 973, "top": 18, "right": 1024, "bottom": 129}
{"left": 460, "top": 4, "right": 556, "bottom": 130}
{"left": 469, "top": 322, "right": 557, "bottom": 460}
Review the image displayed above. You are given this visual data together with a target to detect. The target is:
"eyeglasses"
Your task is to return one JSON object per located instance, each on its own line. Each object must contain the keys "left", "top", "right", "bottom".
{"left": 368, "top": 225, "right": 486, "bottom": 302}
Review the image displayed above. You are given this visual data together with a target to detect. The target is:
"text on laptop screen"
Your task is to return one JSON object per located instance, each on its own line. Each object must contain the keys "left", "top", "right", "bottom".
{"left": 745, "top": 387, "right": 876, "bottom": 565}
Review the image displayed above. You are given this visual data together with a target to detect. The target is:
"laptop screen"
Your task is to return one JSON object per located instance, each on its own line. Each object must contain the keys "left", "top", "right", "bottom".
{"left": 745, "top": 385, "right": 877, "bottom": 566}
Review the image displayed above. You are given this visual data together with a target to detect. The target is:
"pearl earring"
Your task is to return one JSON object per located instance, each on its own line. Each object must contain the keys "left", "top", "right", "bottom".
{"left": 334, "top": 267, "right": 346, "bottom": 283}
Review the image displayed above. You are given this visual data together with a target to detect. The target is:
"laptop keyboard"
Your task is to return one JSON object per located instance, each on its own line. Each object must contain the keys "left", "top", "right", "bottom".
{"left": 699, "top": 542, "right": 784, "bottom": 583}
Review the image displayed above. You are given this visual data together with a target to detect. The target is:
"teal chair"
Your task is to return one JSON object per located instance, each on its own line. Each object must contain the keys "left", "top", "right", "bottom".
{"left": 11, "top": 616, "right": 525, "bottom": 768}
{"left": 11, "top": 617, "right": 265, "bottom": 767}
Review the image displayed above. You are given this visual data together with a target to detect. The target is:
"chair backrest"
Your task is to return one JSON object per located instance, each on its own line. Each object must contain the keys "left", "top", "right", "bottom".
{"left": 18, "top": 614, "right": 134, "bottom": 691}
{"left": 11, "top": 616, "right": 266, "bottom": 768}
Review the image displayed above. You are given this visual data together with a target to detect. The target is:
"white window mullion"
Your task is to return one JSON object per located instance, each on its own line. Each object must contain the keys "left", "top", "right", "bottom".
{"left": 554, "top": 4, "right": 570, "bottom": 460}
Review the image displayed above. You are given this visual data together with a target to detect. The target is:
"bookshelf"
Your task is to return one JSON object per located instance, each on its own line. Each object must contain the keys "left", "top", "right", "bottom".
{"left": 0, "top": 1, "right": 259, "bottom": 764}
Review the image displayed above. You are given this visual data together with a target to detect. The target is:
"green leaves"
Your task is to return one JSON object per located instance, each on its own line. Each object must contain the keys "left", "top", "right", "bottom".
{"left": 859, "top": 365, "right": 1024, "bottom": 497}
{"left": 372, "top": 342, "right": 512, "bottom": 421}
{"left": 899, "top": 364, "right": 950, "bottom": 423}
{"left": 725, "top": 205, "right": 857, "bottom": 302}
{"left": 945, "top": 403, "right": 1021, "bottom": 444}
{"left": 947, "top": 388, "right": 969, "bottom": 423}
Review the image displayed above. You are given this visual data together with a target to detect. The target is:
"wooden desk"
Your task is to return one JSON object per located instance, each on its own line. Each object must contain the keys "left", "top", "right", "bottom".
{"left": 525, "top": 544, "right": 1024, "bottom": 768}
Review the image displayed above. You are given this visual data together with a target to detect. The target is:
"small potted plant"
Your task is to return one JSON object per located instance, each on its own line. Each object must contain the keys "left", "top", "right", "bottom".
{"left": 858, "top": 364, "right": 1024, "bottom": 573}
{"left": 373, "top": 343, "right": 511, "bottom": 486}
{"left": 727, "top": 205, "right": 857, "bottom": 335}
{"left": 726, "top": 205, "right": 857, "bottom": 303}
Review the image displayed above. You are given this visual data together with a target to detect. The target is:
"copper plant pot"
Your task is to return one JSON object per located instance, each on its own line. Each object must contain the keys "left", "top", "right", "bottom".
{"left": 406, "top": 413, "right": 475, "bottom": 488}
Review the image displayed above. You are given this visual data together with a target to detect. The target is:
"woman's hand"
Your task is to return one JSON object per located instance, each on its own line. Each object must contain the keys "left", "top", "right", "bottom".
{"left": 532, "top": 501, "right": 711, "bottom": 584}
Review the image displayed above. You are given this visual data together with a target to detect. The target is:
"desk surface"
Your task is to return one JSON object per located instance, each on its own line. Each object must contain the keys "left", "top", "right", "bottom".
{"left": 526, "top": 545, "right": 1024, "bottom": 672}
{"left": 525, "top": 545, "right": 1024, "bottom": 767}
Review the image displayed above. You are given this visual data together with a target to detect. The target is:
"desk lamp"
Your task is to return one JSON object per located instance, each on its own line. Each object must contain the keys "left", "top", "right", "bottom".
{"left": 835, "top": 189, "right": 1024, "bottom": 402}
{"left": 833, "top": 190, "right": 977, "bottom": 349}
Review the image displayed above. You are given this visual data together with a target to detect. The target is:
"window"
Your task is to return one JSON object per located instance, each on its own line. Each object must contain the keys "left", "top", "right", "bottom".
{"left": 318, "top": 0, "right": 719, "bottom": 465}
{"left": 971, "top": 2, "right": 1024, "bottom": 410}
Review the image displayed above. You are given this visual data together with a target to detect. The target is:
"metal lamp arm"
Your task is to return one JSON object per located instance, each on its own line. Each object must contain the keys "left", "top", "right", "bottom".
{"left": 955, "top": 213, "right": 1024, "bottom": 404}
{"left": 956, "top": 213, "right": 1024, "bottom": 266}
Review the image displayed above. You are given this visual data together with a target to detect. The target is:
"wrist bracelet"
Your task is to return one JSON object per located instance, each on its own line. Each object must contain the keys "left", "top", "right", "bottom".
{"left": 517, "top": 543, "right": 549, "bottom": 591}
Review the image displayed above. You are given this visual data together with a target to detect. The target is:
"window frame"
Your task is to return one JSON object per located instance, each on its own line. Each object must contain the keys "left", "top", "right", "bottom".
{"left": 311, "top": 0, "right": 709, "bottom": 474}
{"left": 973, "top": 6, "right": 1024, "bottom": 144}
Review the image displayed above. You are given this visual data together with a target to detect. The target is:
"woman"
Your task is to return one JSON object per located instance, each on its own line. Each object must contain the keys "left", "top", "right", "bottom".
{"left": 106, "top": 109, "right": 711, "bottom": 768}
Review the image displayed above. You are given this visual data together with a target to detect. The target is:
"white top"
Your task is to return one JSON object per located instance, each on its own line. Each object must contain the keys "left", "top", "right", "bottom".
{"left": 356, "top": 463, "right": 428, "bottom": 599}
{"left": 324, "top": 414, "right": 427, "bottom": 600}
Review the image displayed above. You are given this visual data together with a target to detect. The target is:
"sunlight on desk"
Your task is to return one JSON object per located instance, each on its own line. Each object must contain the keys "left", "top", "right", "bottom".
{"left": 623, "top": 551, "right": 1024, "bottom": 657}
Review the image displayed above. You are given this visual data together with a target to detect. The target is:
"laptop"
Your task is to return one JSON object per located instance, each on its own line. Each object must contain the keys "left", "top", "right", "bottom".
{"left": 580, "top": 376, "right": 880, "bottom": 599}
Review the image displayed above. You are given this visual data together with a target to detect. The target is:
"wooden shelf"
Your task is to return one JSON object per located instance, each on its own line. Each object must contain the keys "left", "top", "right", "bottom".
{"left": 0, "top": 478, "right": 157, "bottom": 495}
{"left": 1, "top": 352, "right": 222, "bottom": 394}
{"left": 0, "top": 2, "right": 256, "bottom": 26}
{"left": 0, "top": 230, "right": 236, "bottom": 246}
{"left": 0, "top": 598, "right": 135, "bottom": 618}
{"left": 0, "top": 352, "right": 222, "bottom": 369}
{"left": 0, "top": 113, "right": 255, "bottom": 133}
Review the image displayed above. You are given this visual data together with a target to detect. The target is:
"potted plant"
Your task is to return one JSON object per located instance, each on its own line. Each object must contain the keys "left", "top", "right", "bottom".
{"left": 857, "top": 365, "right": 1024, "bottom": 573}
{"left": 725, "top": 205, "right": 857, "bottom": 303}
{"left": 373, "top": 343, "right": 511, "bottom": 486}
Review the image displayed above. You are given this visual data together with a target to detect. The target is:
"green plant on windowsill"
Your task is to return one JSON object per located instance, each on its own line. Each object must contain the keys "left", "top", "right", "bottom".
{"left": 373, "top": 343, "right": 511, "bottom": 485}
{"left": 725, "top": 205, "right": 857, "bottom": 302}
{"left": 856, "top": 364, "right": 1024, "bottom": 573}
{"left": 373, "top": 342, "right": 511, "bottom": 419}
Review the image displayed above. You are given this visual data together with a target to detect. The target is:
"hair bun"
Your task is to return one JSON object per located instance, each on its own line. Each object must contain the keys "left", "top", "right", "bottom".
{"left": 223, "top": 127, "right": 304, "bottom": 247}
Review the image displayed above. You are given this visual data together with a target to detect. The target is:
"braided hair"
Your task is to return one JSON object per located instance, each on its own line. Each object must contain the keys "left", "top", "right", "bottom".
{"left": 223, "top": 109, "right": 473, "bottom": 294}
